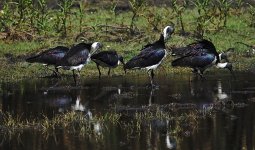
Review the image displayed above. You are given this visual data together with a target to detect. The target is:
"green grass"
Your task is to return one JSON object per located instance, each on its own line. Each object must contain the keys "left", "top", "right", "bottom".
{"left": 0, "top": 5, "right": 255, "bottom": 80}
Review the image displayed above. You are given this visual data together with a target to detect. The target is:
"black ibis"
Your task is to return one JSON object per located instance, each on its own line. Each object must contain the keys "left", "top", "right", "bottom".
{"left": 124, "top": 26, "right": 174, "bottom": 87}
{"left": 91, "top": 50, "right": 125, "bottom": 77}
{"left": 171, "top": 39, "right": 234, "bottom": 78}
{"left": 26, "top": 46, "right": 69, "bottom": 77}
{"left": 57, "top": 42, "right": 102, "bottom": 84}
{"left": 171, "top": 40, "right": 231, "bottom": 62}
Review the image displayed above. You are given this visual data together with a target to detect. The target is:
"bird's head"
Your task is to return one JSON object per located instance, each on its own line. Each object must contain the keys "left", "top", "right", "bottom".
{"left": 219, "top": 53, "right": 229, "bottom": 62}
{"left": 163, "top": 25, "right": 175, "bottom": 41}
{"left": 219, "top": 48, "right": 234, "bottom": 62}
{"left": 118, "top": 55, "right": 125, "bottom": 65}
{"left": 91, "top": 42, "right": 103, "bottom": 54}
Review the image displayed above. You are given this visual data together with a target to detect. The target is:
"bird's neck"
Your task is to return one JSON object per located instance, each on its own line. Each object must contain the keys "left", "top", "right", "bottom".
{"left": 156, "top": 34, "right": 166, "bottom": 48}
{"left": 216, "top": 55, "right": 220, "bottom": 64}
{"left": 159, "top": 34, "right": 165, "bottom": 43}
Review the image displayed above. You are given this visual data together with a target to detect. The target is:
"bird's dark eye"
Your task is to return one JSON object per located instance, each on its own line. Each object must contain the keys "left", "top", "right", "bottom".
{"left": 167, "top": 28, "right": 171, "bottom": 33}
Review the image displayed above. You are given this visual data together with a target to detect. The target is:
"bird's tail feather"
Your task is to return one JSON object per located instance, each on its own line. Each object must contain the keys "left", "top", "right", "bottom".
{"left": 171, "top": 47, "right": 189, "bottom": 56}
{"left": 26, "top": 55, "right": 40, "bottom": 63}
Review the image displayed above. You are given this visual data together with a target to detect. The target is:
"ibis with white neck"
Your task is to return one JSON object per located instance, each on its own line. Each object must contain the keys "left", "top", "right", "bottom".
{"left": 57, "top": 42, "right": 102, "bottom": 84}
{"left": 124, "top": 26, "right": 174, "bottom": 87}
{"left": 171, "top": 39, "right": 234, "bottom": 78}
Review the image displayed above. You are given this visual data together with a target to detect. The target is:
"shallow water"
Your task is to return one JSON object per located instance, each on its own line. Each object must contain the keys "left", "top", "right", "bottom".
{"left": 1, "top": 73, "right": 255, "bottom": 150}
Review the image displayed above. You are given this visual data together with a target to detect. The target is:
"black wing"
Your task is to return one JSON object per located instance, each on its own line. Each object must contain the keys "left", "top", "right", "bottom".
{"left": 172, "top": 53, "right": 215, "bottom": 68}
{"left": 172, "top": 39, "right": 217, "bottom": 56}
{"left": 91, "top": 51, "right": 118, "bottom": 66}
{"left": 59, "top": 43, "right": 91, "bottom": 66}
{"left": 26, "top": 46, "right": 69, "bottom": 65}
{"left": 125, "top": 49, "right": 165, "bottom": 69}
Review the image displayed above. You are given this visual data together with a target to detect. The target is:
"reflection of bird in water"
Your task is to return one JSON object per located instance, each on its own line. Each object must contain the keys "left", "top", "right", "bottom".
{"left": 92, "top": 85, "right": 141, "bottom": 105}
{"left": 43, "top": 89, "right": 73, "bottom": 113}
{"left": 166, "top": 133, "right": 177, "bottom": 149}
{"left": 149, "top": 119, "right": 177, "bottom": 149}
{"left": 201, "top": 80, "right": 232, "bottom": 114}
{"left": 93, "top": 86, "right": 122, "bottom": 101}
{"left": 69, "top": 93, "right": 102, "bottom": 135}
{"left": 216, "top": 80, "right": 228, "bottom": 100}
{"left": 148, "top": 88, "right": 155, "bottom": 106}
{"left": 187, "top": 80, "right": 215, "bottom": 102}
{"left": 46, "top": 95, "right": 72, "bottom": 112}
{"left": 71, "top": 95, "right": 86, "bottom": 111}
{"left": 81, "top": 109, "right": 102, "bottom": 136}
{"left": 86, "top": 110, "right": 102, "bottom": 136}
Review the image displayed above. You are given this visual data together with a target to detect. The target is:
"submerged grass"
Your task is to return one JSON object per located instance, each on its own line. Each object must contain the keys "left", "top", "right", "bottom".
{"left": 0, "top": 100, "right": 245, "bottom": 140}
{"left": 0, "top": 111, "right": 121, "bottom": 138}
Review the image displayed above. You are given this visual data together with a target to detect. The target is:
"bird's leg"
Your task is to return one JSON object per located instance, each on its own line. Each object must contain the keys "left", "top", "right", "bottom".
{"left": 43, "top": 65, "right": 52, "bottom": 77}
{"left": 44, "top": 80, "right": 61, "bottom": 94}
{"left": 151, "top": 70, "right": 158, "bottom": 87}
{"left": 147, "top": 70, "right": 151, "bottom": 83}
{"left": 193, "top": 68, "right": 204, "bottom": 79}
{"left": 192, "top": 68, "right": 201, "bottom": 79}
{"left": 108, "top": 68, "right": 111, "bottom": 76}
{"left": 198, "top": 69, "right": 205, "bottom": 80}
{"left": 192, "top": 68, "right": 198, "bottom": 74}
{"left": 44, "top": 65, "right": 48, "bottom": 75}
{"left": 148, "top": 87, "right": 155, "bottom": 106}
{"left": 147, "top": 70, "right": 156, "bottom": 88}
{"left": 96, "top": 64, "right": 101, "bottom": 78}
{"left": 77, "top": 70, "right": 81, "bottom": 78}
{"left": 43, "top": 65, "right": 60, "bottom": 78}
{"left": 151, "top": 69, "right": 154, "bottom": 81}
{"left": 198, "top": 73, "right": 204, "bottom": 79}
{"left": 53, "top": 67, "right": 61, "bottom": 78}
{"left": 73, "top": 70, "right": 77, "bottom": 85}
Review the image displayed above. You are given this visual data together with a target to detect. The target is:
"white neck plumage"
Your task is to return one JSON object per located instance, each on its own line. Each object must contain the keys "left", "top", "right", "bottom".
{"left": 219, "top": 53, "right": 223, "bottom": 61}
{"left": 216, "top": 62, "right": 228, "bottom": 68}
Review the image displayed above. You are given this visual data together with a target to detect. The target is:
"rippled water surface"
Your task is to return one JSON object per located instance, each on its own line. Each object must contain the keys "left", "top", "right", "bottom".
{"left": 1, "top": 73, "right": 255, "bottom": 150}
